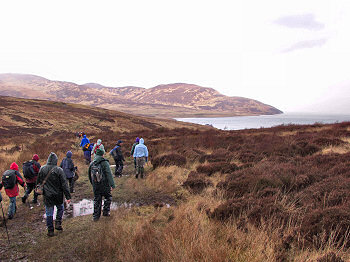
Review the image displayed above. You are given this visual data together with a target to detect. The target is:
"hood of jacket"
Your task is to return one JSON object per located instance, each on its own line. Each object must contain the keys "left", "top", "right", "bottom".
{"left": 10, "top": 162, "right": 19, "bottom": 171}
{"left": 83, "top": 135, "right": 87, "bottom": 139}
{"left": 97, "top": 139, "right": 102, "bottom": 146}
{"left": 139, "top": 138, "right": 144, "bottom": 145}
{"left": 66, "top": 151, "right": 73, "bottom": 158}
{"left": 46, "top": 152, "right": 58, "bottom": 166}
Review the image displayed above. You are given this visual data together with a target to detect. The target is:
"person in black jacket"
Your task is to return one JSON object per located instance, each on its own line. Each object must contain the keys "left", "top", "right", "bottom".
{"left": 22, "top": 154, "right": 41, "bottom": 204}
{"left": 109, "top": 140, "right": 125, "bottom": 177}
{"left": 37, "top": 152, "right": 71, "bottom": 237}
{"left": 60, "top": 151, "right": 76, "bottom": 193}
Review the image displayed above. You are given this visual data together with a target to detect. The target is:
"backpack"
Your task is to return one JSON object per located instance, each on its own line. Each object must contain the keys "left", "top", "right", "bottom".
{"left": 111, "top": 146, "right": 119, "bottom": 159}
{"left": 2, "top": 170, "right": 17, "bottom": 189}
{"left": 94, "top": 144, "right": 101, "bottom": 154}
{"left": 83, "top": 143, "right": 90, "bottom": 151}
{"left": 23, "top": 161, "right": 35, "bottom": 179}
{"left": 90, "top": 160, "right": 106, "bottom": 183}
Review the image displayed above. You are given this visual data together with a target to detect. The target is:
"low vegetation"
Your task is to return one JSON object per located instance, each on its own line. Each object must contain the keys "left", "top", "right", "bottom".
{"left": 1, "top": 97, "right": 350, "bottom": 261}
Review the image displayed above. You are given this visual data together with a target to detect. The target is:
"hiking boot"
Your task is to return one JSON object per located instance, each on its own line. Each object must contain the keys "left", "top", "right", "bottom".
{"left": 102, "top": 212, "right": 110, "bottom": 217}
{"left": 93, "top": 217, "right": 99, "bottom": 222}
{"left": 7, "top": 214, "right": 13, "bottom": 220}
{"left": 55, "top": 220, "right": 63, "bottom": 231}
{"left": 21, "top": 196, "right": 27, "bottom": 204}
{"left": 47, "top": 229, "right": 55, "bottom": 237}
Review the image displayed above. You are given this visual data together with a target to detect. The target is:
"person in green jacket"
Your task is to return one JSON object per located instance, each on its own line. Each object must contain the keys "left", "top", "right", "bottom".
{"left": 88, "top": 148, "right": 115, "bottom": 221}
{"left": 37, "top": 152, "right": 71, "bottom": 237}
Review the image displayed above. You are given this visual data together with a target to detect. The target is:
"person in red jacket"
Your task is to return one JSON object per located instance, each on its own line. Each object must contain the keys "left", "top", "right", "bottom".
{"left": 0, "top": 162, "right": 26, "bottom": 219}
{"left": 22, "top": 154, "right": 41, "bottom": 204}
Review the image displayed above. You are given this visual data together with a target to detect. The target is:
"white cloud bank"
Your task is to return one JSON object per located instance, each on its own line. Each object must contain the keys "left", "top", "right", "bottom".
{"left": 0, "top": 0, "right": 350, "bottom": 113}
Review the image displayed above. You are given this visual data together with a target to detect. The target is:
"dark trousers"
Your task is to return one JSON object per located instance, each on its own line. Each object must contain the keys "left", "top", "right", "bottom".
{"left": 93, "top": 191, "right": 112, "bottom": 219}
{"left": 67, "top": 177, "right": 75, "bottom": 193}
{"left": 114, "top": 159, "right": 123, "bottom": 177}
{"left": 23, "top": 182, "right": 38, "bottom": 202}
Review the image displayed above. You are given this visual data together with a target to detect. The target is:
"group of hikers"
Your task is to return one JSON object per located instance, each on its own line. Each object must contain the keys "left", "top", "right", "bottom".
{"left": 0, "top": 133, "right": 149, "bottom": 237}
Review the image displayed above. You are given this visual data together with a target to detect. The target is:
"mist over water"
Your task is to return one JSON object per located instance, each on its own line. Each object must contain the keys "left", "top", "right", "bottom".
{"left": 175, "top": 113, "right": 350, "bottom": 130}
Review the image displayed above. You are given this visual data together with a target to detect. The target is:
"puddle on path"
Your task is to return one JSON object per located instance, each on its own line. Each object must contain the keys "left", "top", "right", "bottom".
{"left": 43, "top": 199, "right": 171, "bottom": 220}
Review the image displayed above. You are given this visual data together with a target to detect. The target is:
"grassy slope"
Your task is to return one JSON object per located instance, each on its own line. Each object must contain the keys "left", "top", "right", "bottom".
{"left": 1, "top": 97, "right": 350, "bottom": 261}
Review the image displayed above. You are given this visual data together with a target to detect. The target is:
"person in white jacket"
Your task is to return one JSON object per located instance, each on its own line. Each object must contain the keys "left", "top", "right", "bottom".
{"left": 133, "top": 138, "right": 149, "bottom": 179}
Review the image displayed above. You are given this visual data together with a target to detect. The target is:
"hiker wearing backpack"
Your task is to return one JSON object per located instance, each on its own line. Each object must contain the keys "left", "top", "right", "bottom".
{"left": 0, "top": 162, "right": 26, "bottom": 219}
{"left": 91, "top": 139, "right": 105, "bottom": 159}
{"left": 37, "top": 152, "right": 71, "bottom": 237}
{"left": 22, "top": 154, "right": 41, "bottom": 204}
{"left": 88, "top": 148, "right": 115, "bottom": 221}
{"left": 109, "top": 140, "right": 125, "bottom": 177}
{"left": 133, "top": 138, "right": 149, "bottom": 179}
{"left": 60, "top": 151, "right": 77, "bottom": 193}
{"left": 84, "top": 143, "right": 93, "bottom": 165}
{"left": 80, "top": 134, "right": 90, "bottom": 148}
{"left": 130, "top": 137, "right": 140, "bottom": 171}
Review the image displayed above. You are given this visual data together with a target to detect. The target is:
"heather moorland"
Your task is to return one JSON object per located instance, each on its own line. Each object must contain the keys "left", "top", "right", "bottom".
{"left": 0, "top": 96, "right": 349, "bottom": 262}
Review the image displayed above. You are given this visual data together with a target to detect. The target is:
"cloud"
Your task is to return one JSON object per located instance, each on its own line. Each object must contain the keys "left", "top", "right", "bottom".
{"left": 274, "top": 13, "right": 325, "bottom": 30}
{"left": 282, "top": 38, "right": 329, "bottom": 53}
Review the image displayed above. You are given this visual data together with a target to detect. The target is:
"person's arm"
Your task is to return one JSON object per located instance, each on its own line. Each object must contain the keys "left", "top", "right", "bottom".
{"left": 69, "top": 159, "right": 75, "bottom": 171}
{"left": 59, "top": 168, "right": 71, "bottom": 200}
{"left": 60, "top": 160, "right": 63, "bottom": 168}
{"left": 133, "top": 146, "right": 137, "bottom": 158}
{"left": 36, "top": 167, "right": 44, "bottom": 185}
{"left": 131, "top": 144, "right": 135, "bottom": 156}
{"left": 88, "top": 164, "right": 92, "bottom": 185}
{"left": 145, "top": 146, "right": 149, "bottom": 162}
{"left": 33, "top": 162, "right": 41, "bottom": 175}
{"left": 103, "top": 160, "right": 115, "bottom": 189}
{"left": 16, "top": 171, "right": 25, "bottom": 187}
{"left": 0, "top": 191, "right": 2, "bottom": 202}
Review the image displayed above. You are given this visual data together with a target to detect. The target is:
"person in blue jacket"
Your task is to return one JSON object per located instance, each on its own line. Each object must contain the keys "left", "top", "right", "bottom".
{"left": 133, "top": 138, "right": 149, "bottom": 179}
{"left": 60, "top": 151, "right": 77, "bottom": 193}
{"left": 80, "top": 135, "right": 90, "bottom": 149}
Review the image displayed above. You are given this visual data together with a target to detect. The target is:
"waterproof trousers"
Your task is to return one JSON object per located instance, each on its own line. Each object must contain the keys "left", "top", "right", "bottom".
{"left": 93, "top": 190, "right": 112, "bottom": 220}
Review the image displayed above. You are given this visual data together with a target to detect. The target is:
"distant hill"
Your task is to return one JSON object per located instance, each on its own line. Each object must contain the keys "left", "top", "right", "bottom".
{"left": 0, "top": 73, "right": 282, "bottom": 118}
{"left": 0, "top": 95, "right": 203, "bottom": 143}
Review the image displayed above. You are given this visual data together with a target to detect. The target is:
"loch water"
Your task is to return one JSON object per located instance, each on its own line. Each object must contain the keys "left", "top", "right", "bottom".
{"left": 176, "top": 113, "right": 350, "bottom": 130}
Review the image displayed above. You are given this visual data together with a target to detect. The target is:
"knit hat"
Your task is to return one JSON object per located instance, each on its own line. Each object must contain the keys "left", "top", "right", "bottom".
{"left": 66, "top": 151, "right": 73, "bottom": 158}
{"left": 10, "top": 162, "right": 19, "bottom": 171}
{"left": 117, "top": 140, "right": 123, "bottom": 145}
{"left": 136, "top": 137, "right": 140, "bottom": 143}
{"left": 96, "top": 148, "right": 104, "bottom": 156}
{"left": 32, "top": 154, "right": 39, "bottom": 161}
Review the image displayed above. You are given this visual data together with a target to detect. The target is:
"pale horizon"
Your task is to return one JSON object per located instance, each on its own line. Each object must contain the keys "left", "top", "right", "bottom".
{"left": 1, "top": 0, "right": 350, "bottom": 114}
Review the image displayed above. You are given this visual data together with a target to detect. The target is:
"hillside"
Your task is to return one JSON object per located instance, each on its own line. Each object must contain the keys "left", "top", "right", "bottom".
{"left": 0, "top": 73, "right": 282, "bottom": 118}
{"left": 0, "top": 96, "right": 207, "bottom": 149}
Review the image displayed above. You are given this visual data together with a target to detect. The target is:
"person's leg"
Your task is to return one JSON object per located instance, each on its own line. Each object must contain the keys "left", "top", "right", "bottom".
{"left": 32, "top": 183, "right": 39, "bottom": 203}
{"left": 140, "top": 157, "right": 146, "bottom": 179}
{"left": 22, "top": 183, "right": 33, "bottom": 203}
{"left": 93, "top": 192, "right": 102, "bottom": 221}
{"left": 45, "top": 205, "right": 55, "bottom": 236}
{"left": 68, "top": 178, "right": 74, "bottom": 193}
{"left": 102, "top": 191, "right": 112, "bottom": 216}
{"left": 55, "top": 204, "right": 64, "bottom": 231}
{"left": 135, "top": 157, "right": 140, "bottom": 178}
{"left": 134, "top": 157, "right": 137, "bottom": 170}
{"left": 8, "top": 197, "right": 16, "bottom": 219}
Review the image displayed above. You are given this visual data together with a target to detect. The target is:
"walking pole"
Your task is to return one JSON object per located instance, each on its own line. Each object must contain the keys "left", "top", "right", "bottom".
{"left": 0, "top": 202, "right": 10, "bottom": 244}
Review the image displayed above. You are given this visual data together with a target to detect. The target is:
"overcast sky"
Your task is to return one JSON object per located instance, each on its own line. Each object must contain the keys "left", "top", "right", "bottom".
{"left": 1, "top": 0, "right": 349, "bottom": 113}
